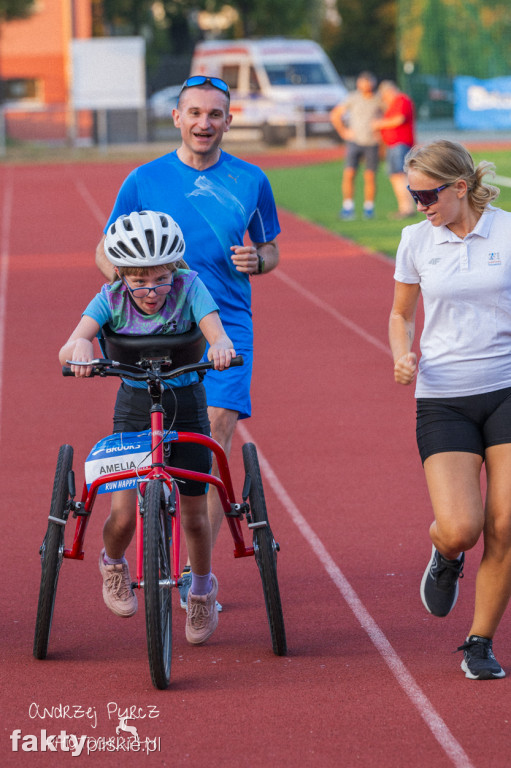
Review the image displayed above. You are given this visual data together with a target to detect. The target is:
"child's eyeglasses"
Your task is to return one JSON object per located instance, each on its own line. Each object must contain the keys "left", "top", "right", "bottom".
{"left": 123, "top": 278, "right": 173, "bottom": 299}
{"left": 407, "top": 184, "right": 451, "bottom": 207}
{"left": 179, "top": 76, "right": 230, "bottom": 97}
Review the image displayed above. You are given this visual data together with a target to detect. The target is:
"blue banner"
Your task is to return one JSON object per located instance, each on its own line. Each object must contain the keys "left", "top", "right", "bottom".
{"left": 85, "top": 430, "right": 178, "bottom": 494}
{"left": 454, "top": 76, "right": 511, "bottom": 130}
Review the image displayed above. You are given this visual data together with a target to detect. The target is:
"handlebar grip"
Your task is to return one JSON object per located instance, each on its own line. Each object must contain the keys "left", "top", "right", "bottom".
{"left": 62, "top": 365, "right": 106, "bottom": 377}
{"left": 230, "top": 355, "right": 244, "bottom": 367}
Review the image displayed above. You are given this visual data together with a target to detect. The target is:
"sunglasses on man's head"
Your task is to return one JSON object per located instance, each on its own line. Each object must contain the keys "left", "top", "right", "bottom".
{"left": 179, "top": 76, "right": 230, "bottom": 97}
{"left": 407, "top": 183, "right": 451, "bottom": 207}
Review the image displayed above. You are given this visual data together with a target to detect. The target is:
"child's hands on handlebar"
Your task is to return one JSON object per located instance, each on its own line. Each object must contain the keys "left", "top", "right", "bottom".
{"left": 68, "top": 339, "right": 95, "bottom": 377}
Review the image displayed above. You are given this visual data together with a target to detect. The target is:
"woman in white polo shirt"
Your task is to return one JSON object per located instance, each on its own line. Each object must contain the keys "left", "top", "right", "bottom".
{"left": 389, "top": 139, "right": 511, "bottom": 680}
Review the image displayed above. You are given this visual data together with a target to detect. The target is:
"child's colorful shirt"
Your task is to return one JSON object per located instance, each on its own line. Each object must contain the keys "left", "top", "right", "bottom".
{"left": 83, "top": 269, "right": 218, "bottom": 388}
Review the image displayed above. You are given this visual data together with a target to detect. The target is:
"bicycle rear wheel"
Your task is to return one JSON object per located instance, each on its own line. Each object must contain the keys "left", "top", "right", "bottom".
{"left": 33, "top": 444, "right": 73, "bottom": 660}
{"left": 143, "top": 479, "right": 172, "bottom": 689}
{"left": 242, "top": 443, "right": 287, "bottom": 656}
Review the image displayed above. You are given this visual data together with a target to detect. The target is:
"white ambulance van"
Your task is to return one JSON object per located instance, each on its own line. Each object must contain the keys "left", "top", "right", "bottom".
{"left": 190, "top": 37, "right": 347, "bottom": 144}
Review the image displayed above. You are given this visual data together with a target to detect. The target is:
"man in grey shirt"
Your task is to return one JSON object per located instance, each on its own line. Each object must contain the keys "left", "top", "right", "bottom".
{"left": 330, "top": 71, "right": 382, "bottom": 220}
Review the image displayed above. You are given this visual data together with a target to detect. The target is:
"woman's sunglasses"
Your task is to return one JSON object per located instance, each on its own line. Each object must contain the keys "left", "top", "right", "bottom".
{"left": 407, "top": 183, "right": 451, "bottom": 207}
{"left": 179, "top": 76, "right": 230, "bottom": 98}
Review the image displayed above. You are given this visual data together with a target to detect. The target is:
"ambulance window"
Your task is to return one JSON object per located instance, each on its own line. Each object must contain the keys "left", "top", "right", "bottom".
{"left": 221, "top": 66, "right": 240, "bottom": 90}
{"left": 249, "top": 67, "right": 261, "bottom": 93}
{"left": 264, "top": 63, "right": 333, "bottom": 86}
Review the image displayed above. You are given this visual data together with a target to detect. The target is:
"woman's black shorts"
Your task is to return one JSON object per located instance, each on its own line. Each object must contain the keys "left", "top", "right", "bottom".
{"left": 113, "top": 382, "right": 211, "bottom": 496}
{"left": 416, "top": 386, "right": 511, "bottom": 464}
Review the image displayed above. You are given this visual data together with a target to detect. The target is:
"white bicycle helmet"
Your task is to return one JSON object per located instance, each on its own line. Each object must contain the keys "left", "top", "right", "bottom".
{"left": 105, "top": 210, "right": 186, "bottom": 267}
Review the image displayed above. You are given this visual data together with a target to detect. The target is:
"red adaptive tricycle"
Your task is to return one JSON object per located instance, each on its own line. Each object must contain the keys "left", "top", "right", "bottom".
{"left": 33, "top": 325, "right": 286, "bottom": 689}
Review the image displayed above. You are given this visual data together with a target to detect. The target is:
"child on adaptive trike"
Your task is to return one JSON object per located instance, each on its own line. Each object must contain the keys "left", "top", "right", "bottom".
{"left": 59, "top": 210, "right": 236, "bottom": 645}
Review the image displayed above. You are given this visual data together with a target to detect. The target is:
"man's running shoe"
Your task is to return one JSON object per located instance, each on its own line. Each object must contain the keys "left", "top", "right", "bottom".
{"left": 98, "top": 549, "right": 137, "bottom": 618}
{"left": 179, "top": 565, "right": 222, "bottom": 612}
{"left": 185, "top": 574, "right": 219, "bottom": 645}
{"left": 457, "top": 635, "right": 505, "bottom": 680}
{"left": 178, "top": 566, "right": 192, "bottom": 609}
{"left": 420, "top": 545, "right": 464, "bottom": 617}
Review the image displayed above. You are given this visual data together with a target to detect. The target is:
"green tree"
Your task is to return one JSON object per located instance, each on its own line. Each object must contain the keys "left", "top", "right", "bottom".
{"left": 398, "top": 0, "right": 511, "bottom": 79}
{"left": 101, "top": 0, "right": 152, "bottom": 35}
{"left": 214, "top": 0, "right": 321, "bottom": 38}
{"left": 329, "top": 0, "right": 397, "bottom": 79}
{"left": 0, "top": 0, "right": 34, "bottom": 21}
{"left": 101, "top": 1, "right": 198, "bottom": 54}
{"left": 100, "top": 0, "right": 323, "bottom": 51}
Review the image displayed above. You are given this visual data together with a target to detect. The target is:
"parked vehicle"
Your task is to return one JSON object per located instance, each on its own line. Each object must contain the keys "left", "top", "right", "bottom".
{"left": 148, "top": 85, "right": 181, "bottom": 119}
{"left": 190, "top": 37, "right": 347, "bottom": 144}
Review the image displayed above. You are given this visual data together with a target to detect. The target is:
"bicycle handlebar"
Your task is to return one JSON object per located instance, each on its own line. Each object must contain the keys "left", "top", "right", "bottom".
{"left": 62, "top": 355, "right": 243, "bottom": 382}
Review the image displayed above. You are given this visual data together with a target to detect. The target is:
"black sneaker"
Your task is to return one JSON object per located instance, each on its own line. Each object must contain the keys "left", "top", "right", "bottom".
{"left": 420, "top": 546, "right": 464, "bottom": 617}
{"left": 457, "top": 635, "right": 505, "bottom": 680}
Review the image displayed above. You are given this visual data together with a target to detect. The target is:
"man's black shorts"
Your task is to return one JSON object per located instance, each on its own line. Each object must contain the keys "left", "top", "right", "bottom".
{"left": 416, "top": 387, "right": 511, "bottom": 464}
{"left": 113, "top": 382, "right": 211, "bottom": 496}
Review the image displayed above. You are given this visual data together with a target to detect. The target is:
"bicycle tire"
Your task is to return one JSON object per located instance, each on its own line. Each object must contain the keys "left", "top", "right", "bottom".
{"left": 143, "top": 479, "right": 172, "bottom": 689}
{"left": 33, "top": 444, "right": 74, "bottom": 660}
{"left": 242, "top": 442, "right": 287, "bottom": 656}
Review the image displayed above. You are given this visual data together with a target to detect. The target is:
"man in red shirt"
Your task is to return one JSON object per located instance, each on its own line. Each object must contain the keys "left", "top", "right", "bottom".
{"left": 373, "top": 81, "right": 416, "bottom": 219}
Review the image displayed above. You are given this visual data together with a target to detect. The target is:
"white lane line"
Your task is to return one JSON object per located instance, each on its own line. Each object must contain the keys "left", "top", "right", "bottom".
{"left": 74, "top": 178, "right": 107, "bottom": 226}
{"left": 0, "top": 172, "right": 13, "bottom": 442}
{"left": 274, "top": 269, "right": 392, "bottom": 357}
{"left": 237, "top": 420, "right": 476, "bottom": 768}
{"left": 494, "top": 175, "right": 511, "bottom": 188}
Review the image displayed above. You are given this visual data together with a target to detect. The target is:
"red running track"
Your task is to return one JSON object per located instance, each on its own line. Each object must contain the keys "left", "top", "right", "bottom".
{"left": 1, "top": 158, "right": 511, "bottom": 768}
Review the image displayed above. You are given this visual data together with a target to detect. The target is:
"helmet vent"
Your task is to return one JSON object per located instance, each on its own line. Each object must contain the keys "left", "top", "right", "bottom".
{"left": 145, "top": 230, "right": 155, "bottom": 255}
{"left": 117, "top": 242, "right": 132, "bottom": 257}
{"left": 132, "top": 238, "right": 145, "bottom": 257}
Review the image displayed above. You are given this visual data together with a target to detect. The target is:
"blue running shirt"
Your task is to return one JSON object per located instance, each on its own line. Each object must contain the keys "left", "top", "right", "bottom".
{"left": 105, "top": 150, "right": 281, "bottom": 350}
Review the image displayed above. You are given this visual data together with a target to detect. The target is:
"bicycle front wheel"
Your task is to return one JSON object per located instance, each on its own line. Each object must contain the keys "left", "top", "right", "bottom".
{"left": 242, "top": 443, "right": 287, "bottom": 656}
{"left": 143, "top": 479, "right": 172, "bottom": 689}
{"left": 33, "top": 444, "right": 74, "bottom": 660}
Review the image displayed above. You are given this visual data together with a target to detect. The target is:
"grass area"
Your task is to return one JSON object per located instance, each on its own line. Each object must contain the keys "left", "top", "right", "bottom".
{"left": 265, "top": 149, "right": 511, "bottom": 258}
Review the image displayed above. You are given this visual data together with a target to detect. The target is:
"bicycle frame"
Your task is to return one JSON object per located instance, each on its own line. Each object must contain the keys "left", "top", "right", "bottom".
{"left": 35, "top": 354, "right": 286, "bottom": 676}
{"left": 63, "top": 386, "right": 254, "bottom": 589}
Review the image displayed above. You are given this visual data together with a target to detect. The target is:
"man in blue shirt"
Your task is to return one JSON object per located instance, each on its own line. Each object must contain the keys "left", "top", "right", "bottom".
{"left": 95, "top": 76, "right": 281, "bottom": 605}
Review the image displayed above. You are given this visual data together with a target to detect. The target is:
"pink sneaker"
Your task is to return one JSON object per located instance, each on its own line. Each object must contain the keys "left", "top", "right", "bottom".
{"left": 98, "top": 549, "right": 138, "bottom": 618}
{"left": 185, "top": 574, "right": 219, "bottom": 644}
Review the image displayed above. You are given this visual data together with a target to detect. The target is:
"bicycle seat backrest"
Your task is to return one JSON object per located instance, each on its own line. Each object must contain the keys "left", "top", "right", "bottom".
{"left": 99, "top": 323, "right": 206, "bottom": 369}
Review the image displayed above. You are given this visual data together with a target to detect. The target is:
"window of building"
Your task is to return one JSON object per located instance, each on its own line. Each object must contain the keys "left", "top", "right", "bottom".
{"left": 2, "top": 78, "right": 42, "bottom": 106}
